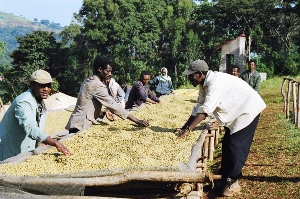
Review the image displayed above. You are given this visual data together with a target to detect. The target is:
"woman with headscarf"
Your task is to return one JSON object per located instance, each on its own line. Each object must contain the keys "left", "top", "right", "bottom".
{"left": 149, "top": 67, "right": 174, "bottom": 97}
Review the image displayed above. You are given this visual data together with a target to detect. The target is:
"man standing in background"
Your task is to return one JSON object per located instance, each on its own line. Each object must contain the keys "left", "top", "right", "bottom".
{"left": 239, "top": 60, "right": 261, "bottom": 93}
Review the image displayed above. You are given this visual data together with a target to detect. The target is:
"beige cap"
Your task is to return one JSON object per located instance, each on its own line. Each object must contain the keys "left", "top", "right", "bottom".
{"left": 30, "top": 69, "right": 54, "bottom": 84}
{"left": 182, "top": 59, "right": 209, "bottom": 75}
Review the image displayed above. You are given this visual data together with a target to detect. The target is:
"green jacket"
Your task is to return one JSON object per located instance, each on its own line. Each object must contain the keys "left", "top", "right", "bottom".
{"left": 0, "top": 89, "right": 49, "bottom": 161}
{"left": 239, "top": 70, "right": 261, "bottom": 93}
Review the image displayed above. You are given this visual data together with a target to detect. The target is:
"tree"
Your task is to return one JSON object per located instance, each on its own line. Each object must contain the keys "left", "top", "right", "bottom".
{"left": 73, "top": 0, "right": 208, "bottom": 87}
{"left": 0, "top": 41, "right": 7, "bottom": 59}
{"left": 41, "top": 19, "right": 50, "bottom": 26}
{"left": 155, "top": 0, "right": 205, "bottom": 87}
{"left": 76, "top": 0, "right": 167, "bottom": 82}
{"left": 1, "top": 31, "right": 62, "bottom": 102}
{"left": 57, "top": 22, "right": 94, "bottom": 97}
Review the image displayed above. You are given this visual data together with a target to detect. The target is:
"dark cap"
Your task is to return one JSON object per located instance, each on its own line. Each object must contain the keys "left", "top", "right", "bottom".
{"left": 182, "top": 59, "right": 209, "bottom": 75}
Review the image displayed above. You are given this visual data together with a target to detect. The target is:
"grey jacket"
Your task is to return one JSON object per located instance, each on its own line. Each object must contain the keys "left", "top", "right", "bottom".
{"left": 239, "top": 70, "right": 261, "bottom": 93}
{"left": 66, "top": 75, "right": 129, "bottom": 132}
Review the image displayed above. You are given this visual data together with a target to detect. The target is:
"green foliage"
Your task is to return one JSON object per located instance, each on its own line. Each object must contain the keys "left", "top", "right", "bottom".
{"left": 53, "top": 61, "right": 93, "bottom": 97}
{"left": 281, "top": 57, "right": 298, "bottom": 76}
{"left": 256, "top": 61, "right": 274, "bottom": 78}
{"left": 0, "top": 41, "right": 7, "bottom": 59}
{"left": 51, "top": 78, "right": 60, "bottom": 92}
{"left": 1, "top": 31, "right": 67, "bottom": 102}
{"left": 71, "top": 0, "right": 207, "bottom": 89}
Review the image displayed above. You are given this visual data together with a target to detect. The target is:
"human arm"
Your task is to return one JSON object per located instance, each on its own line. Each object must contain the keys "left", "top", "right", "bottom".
{"left": 149, "top": 77, "right": 158, "bottom": 88}
{"left": 15, "top": 100, "right": 50, "bottom": 142}
{"left": 146, "top": 97, "right": 159, "bottom": 104}
{"left": 187, "top": 113, "right": 207, "bottom": 130}
{"left": 176, "top": 75, "right": 224, "bottom": 137}
{"left": 176, "top": 113, "right": 207, "bottom": 138}
{"left": 131, "top": 81, "right": 159, "bottom": 105}
{"left": 99, "top": 109, "right": 115, "bottom": 121}
{"left": 15, "top": 99, "right": 72, "bottom": 155}
{"left": 177, "top": 115, "right": 195, "bottom": 131}
{"left": 93, "top": 82, "right": 130, "bottom": 119}
{"left": 42, "top": 137, "right": 72, "bottom": 156}
{"left": 146, "top": 85, "right": 160, "bottom": 103}
{"left": 252, "top": 72, "right": 261, "bottom": 92}
{"left": 127, "top": 114, "right": 149, "bottom": 127}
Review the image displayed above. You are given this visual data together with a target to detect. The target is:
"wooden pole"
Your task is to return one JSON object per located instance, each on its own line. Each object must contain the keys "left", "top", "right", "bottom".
{"left": 1, "top": 171, "right": 212, "bottom": 187}
{"left": 203, "top": 138, "right": 209, "bottom": 171}
{"left": 208, "top": 130, "right": 215, "bottom": 161}
{"left": 281, "top": 78, "right": 287, "bottom": 113}
{"left": 215, "top": 126, "right": 220, "bottom": 145}
{"left": 286, "top": 79, "right": 292, "bottom": 119}
{"left": 209, "top": 125, "right": 220, "bottom": 146}
{"left": 196, "top": 145, "right": 204, "bottom": 173}
{"left": 297, "top": 83, "right": 300, "bottom": 128}
{"left": 292, "top": 81, "right": 297, "bottom": 124}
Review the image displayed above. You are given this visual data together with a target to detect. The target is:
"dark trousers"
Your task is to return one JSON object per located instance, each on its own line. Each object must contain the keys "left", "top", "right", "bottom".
{"left": 219, "top": 114, "right": 260, "bottom": 180}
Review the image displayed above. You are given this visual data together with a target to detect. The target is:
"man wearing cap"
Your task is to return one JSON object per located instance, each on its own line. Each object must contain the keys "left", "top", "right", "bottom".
{"left": 0, "top": 69, "right": 72, "bottom": 161}
{"left": 175, "top": 59, "right": 266, "bottom": 197}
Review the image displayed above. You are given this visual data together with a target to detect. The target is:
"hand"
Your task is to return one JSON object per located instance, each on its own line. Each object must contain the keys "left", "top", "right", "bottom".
{"left": 55, "top": 142, "right": 73, "bottom": 156}
{"left": 136, "top": 120, "right": 149, "bottom": 127}
{"left": 105, "top": 110, "right": 115, "bottom": 121}
{"left": 173, "top": 128, "right": 182, "bottom": 135}
{"left": 176, "top": 127, "right": 191, "bottom": 139}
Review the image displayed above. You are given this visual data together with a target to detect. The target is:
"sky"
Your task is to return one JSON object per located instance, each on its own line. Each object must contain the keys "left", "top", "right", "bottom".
{"left": 0, "top": 0, "right": 83, "bottom": 27}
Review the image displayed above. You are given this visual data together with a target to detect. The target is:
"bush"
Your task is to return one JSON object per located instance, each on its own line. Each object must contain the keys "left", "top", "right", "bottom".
{"left": 281, "top": 57, "right": 298, "bottom": 76}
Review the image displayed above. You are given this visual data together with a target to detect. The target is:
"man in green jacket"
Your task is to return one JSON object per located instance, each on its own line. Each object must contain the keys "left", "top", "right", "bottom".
{"left": 0, "top": 70, "right": 72, "bottom": 161}
{"left": 239, "top": 60, "right": 261, "bottom": 93}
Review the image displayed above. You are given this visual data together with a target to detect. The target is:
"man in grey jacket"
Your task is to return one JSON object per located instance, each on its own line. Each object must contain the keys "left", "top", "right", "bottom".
{"left": 0, "top": 70, "right": 72, "bottom": 161}
{"left": 66, "top": 56, "right": 149, "bottom": 133}
{"left": 239, "top": 60, "right": 261, "bottom": 93}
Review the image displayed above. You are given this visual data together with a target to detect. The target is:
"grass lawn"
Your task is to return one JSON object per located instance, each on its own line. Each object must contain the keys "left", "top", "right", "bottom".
{"left": 204, "top": 76, "right": 300, "bottom": 198}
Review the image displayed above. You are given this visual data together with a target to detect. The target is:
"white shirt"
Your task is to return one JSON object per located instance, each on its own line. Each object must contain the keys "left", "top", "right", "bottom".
{"left": 192, "top": 70, "right": 266, "bottom": 134}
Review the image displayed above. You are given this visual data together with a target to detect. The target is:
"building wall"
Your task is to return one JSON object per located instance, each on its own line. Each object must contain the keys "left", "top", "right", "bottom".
{"left": 219, "top": 36, "right": 246, "bottom": 74}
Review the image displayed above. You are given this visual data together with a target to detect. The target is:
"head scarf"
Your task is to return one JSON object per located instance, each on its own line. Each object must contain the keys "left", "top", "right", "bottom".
{"left": 157, "top": 67, "right": 171, "bottom": 82}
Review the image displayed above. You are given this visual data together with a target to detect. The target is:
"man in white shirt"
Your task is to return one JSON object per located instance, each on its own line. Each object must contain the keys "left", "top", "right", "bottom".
{"left": 176, "top": 59, "right": 266, "bottom": 197}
